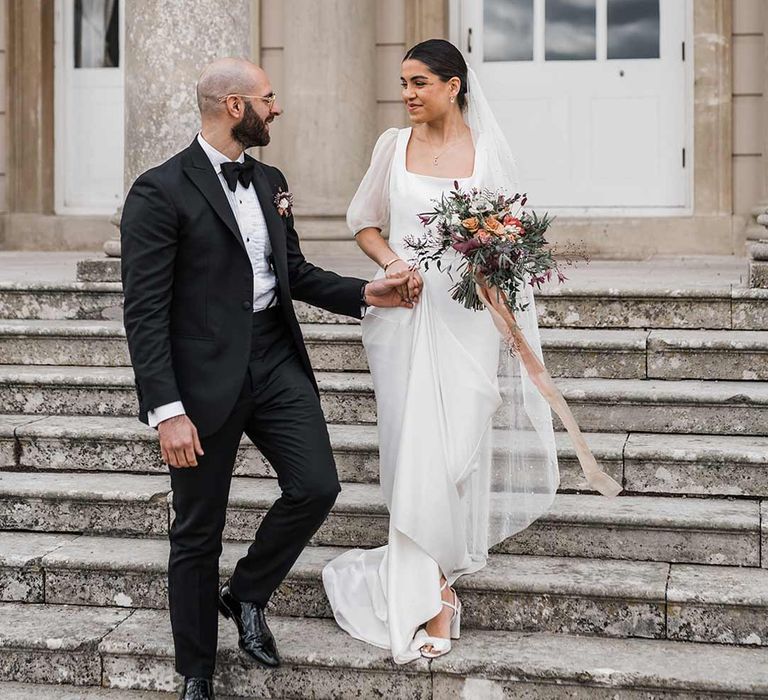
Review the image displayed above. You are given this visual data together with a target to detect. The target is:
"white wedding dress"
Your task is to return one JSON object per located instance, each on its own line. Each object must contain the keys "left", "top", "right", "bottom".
{"left": 322, "top": 125, "right": 560, "bottom": 664}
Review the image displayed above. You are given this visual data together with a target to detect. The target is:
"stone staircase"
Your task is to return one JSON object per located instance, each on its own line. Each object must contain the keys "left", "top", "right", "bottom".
{"left": 1, "top": 268, "right": 768, "bottom": 698}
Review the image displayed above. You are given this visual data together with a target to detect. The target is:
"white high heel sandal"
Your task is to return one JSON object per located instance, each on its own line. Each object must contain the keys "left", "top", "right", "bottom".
{"left": 419, "top": 581, "right": 462, "bottom": 659}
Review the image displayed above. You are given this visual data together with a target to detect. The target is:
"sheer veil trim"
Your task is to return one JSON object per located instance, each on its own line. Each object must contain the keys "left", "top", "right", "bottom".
{"left": 464, "top": 67, "right": 559, "bottom": 548}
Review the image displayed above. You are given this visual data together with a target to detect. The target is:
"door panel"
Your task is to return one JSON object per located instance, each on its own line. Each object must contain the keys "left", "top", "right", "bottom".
{"left": 460, "top": 0, "right": 690, "bottom": 214}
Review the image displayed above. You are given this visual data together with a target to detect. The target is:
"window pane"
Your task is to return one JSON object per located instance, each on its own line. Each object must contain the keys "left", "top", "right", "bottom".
{"left": 607, "top": 0, "right": 660, "bottom": 59}
{"left": 74, "top": 0, "right": 120, "bottom": 68}
{"left": 545, "top": 0, "right": 596, "bottom": 61}
{"left": 484, "top": 0, "right": 534, "bottom": 62}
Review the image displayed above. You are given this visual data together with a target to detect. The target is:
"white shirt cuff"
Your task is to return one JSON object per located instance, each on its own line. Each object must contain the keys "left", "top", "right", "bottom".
{"left": 148, "top": 401, "right": 186, "bottom": 428}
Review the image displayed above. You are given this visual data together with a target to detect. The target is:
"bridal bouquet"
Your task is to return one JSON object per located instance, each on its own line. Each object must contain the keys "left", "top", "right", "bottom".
{"left": 405, "top": 184, "right": 622, "bottom": 499}
{"left": 404, "top": 184, "right": 564, "bottom": 313}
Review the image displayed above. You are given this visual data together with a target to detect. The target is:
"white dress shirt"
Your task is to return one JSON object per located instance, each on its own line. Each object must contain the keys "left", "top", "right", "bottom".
{"left": 147, "top": 133, "right": 278, "bottom": 427}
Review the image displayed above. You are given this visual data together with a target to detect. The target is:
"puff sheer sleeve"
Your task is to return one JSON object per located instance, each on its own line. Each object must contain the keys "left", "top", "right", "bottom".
{"left": 346, "top": 128, "right": 399, "bottom": 236}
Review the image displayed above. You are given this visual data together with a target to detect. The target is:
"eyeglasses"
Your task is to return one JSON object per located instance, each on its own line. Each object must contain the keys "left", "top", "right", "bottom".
{"left": 218, "top": 93, "right": 278, "bottom": 108}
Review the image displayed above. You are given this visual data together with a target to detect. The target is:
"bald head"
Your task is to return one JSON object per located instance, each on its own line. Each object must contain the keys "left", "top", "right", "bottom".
{"left": 196, "top": 57, "right": 267, "bottom": 117}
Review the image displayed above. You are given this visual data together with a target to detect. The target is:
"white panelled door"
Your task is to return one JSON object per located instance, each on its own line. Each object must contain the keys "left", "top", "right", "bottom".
{"left": 55, "top": 0, "right": 124, "bottom": 214}
{"left": 458, "top": 0, "right": 690, "bottom": 214}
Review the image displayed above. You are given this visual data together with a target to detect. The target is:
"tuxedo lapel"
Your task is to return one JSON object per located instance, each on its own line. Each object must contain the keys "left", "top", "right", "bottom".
{"left": 249, "top": 158, "right": 288, "bottom": 269}
{"left": 182, "top": 139, "right": 246, "bottom": 252}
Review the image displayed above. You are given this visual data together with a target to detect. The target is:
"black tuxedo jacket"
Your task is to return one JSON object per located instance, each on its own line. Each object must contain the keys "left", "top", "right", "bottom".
{"left": 121, "top": 137, "right": 365, "bottom": 437}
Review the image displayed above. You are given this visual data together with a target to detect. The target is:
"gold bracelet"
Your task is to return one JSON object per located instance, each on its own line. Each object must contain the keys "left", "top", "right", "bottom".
{"left": 383, "top": 257, "right": 403, "bottom": 271}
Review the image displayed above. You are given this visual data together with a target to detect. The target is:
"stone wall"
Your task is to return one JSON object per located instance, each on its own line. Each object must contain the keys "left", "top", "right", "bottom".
{"left": 732, "top": 0, "right": 765, "bottom": 231}
{"left": 0, "top": 0, "right": 7, "bottom": 215}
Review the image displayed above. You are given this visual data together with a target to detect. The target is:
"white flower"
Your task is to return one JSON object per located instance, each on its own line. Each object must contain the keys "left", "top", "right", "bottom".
{"left": 278, "top": 198, "right": 290, "bottom": 210}
{"left": 450, "top": 214, "right": 462, "bottom": 227}
{"left": 468, "top": 195, "right": 493, "bottom": 214}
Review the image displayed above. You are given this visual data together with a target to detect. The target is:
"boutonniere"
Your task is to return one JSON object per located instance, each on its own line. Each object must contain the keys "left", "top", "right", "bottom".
{"left": 274, "top": 188, "right": 294, "bottom": 218}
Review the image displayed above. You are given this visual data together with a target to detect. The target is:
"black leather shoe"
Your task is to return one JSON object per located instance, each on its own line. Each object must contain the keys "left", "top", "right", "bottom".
{"left": 179, "top": 677, "right": 214, "bottom": 700}
{"left": 218, "top": 580, "right": 281, "bottom": 667}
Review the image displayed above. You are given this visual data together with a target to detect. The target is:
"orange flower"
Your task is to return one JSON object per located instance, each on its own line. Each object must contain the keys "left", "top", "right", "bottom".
{"left": 461, "top": 217, "right": 480, "bottom": 232}
{"left": 474, "top": 231, "right": 492, "bottom": 245}
{"left": 484, "top": 216, "right": 504, "bottom": 235}
{"left": 503, "top": 215, "right": 523, "bottom": 228}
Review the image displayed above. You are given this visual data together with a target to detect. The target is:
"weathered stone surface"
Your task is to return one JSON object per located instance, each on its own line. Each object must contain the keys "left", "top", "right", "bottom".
{"left": 648, "top": 329, "right": 768, "bottom": 380}
{"left": 0, "top": 365, "right": 136, "bottom": 416}
{"left": 535, "top": 287, "right": 733, "bottom": 329}
{"left": 538, "top": 328, "right": 648, "bottom": 379}
{"left": 556, "top": 378, "right": 768, "bottom": 436}
{"left": 732, "top": 288, "right": 768, "bottom": 330}
{"left": 0, "top": 282, "right": 124, "bottom": 321}
{"left": 0, "top": 320, "right": 129, "bottom": 366}
{"left": 0, "top": 602, "right": 130, "bottom": 685}
{"left": 0, "top": 531, "right": 76, "bottom": 603}
{"left": 0, "top": 682, "right": 173, "bottom": 698}
{"left": 458, "top": 553, "right": 668, "bottom": 639}
{"left": 0, "top": 472, "right": 169, "bottom": 536}
{"left": 20, "top": 535, "right": 672, "bottom": 641}
{"left": 431, "top": 628, "right": 768, "bottom": 698}
{"left": 18, "top": 415, "right": 162, "bottom": 474}
{"left": 555, "top": 431, "right": 626, "bottom": 492}
{"left": 500, "top": 493, "right": 760, "bottom": 566}
{"left": 750, "top": 260, "right": 768, "bottom": 289}
{"left": 625, "top": 433, "right": 768, "bottom": 497}
{"left": 667, "top": 564, "right": 768, "bottom": 645}
{"left": 14, "top": 414, "right": 623, "bottom": 491}
{"left": 0, "top": 414, "right": 46, "bottom": 467}
{"left": 100, "top": 610, "right": 431, "bottom": 697}
{"left": 77, "top": 258, "right": 122, "bottom": 283}
{"left": 221, "top": 479, "right": 759, "bottom": 565}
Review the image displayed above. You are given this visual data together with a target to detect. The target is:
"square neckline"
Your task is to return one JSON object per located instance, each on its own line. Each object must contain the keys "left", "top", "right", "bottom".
{"left": 402, "top": 127, "right": 478, "bottom": 182}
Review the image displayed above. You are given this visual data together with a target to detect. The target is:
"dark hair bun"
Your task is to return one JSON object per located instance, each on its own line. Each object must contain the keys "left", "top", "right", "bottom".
{"left": 403, "top": 39, "right": 468, "bottom": 109}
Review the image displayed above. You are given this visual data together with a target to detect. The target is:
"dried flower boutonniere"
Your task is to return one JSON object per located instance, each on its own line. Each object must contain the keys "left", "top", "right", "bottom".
{"left": 274, "top": 188, "right": 294, "bottom": 218}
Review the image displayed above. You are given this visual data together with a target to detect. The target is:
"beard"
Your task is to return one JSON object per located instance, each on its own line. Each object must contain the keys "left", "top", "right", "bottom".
{"left": 231, "top": 100, "right": 271, "bottom": 148}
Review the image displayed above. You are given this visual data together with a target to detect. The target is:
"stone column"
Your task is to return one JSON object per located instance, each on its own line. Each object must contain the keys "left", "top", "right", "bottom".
{"left": 280, "top": 0, "right": 377, "bottom": 238}
{"left": 102, "top": 0, "right": 252, "bottom": 258}
{"left": 746, "top": 4, "right": 768, "bottom": 244}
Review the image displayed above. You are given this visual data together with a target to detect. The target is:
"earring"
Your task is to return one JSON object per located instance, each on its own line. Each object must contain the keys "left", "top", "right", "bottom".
{"left": 450, "top": 95, "right": 455, "bottom": 103}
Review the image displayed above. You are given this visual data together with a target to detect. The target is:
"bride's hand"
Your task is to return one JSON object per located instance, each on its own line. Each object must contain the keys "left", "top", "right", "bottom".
{"left": 385, "top": 259, "right": 411, "bottom": 301}
{"left": 406, "top": 268, "right": 423, "bottom": 304}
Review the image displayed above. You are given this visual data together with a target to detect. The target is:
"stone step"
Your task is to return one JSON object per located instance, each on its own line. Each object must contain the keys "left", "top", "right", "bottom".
{"left": 0, "top": 320, "right": 657, "bottom": 380}
{"left": 0, "top": 533, "right": 670, "bottom": 641}
{"left": 5, "top": 415, "right": 768, "bottom": 498}
{"left": 3, "top": 602, "right": 768, "bottom": 698}
{"left": 0, "top": 414, "right": 625, "bottom": 492}
{"left": 6, "top": 320, "right": 768, "bottom": 382}
{"left": 2, "top": 281, "right": 766, "bottom": 330}
{"left": 647, "top": 329, "right": 768, "bottom": 380}
{"left": 2, "top": 366, "right": 767, "bottom": 436}
{"left": 7, "top": 531, "right": 768, "bottom": 647}
{"left": 0, "top": 683, "right": 173, "bottom": 698}
{"left": 0, "top": 471, "right": 760, "bottom": 565}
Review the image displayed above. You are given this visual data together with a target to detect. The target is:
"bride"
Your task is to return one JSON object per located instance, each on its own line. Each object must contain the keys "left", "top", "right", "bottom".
{"left": 322, "top": 39, "right": 560, "bottom": 663}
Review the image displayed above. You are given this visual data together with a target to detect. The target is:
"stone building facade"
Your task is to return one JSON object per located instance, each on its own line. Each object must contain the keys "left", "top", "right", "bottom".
{"left": 0, "top": 0, "right": 766, "bottom": 258}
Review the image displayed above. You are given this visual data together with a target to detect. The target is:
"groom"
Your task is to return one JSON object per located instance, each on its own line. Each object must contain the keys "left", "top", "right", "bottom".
{"left": 121, "top": 57, "right": 413, "bottom": 700}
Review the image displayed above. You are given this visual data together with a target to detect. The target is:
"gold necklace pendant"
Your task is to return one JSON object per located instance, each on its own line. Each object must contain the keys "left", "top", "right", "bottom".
{"left": 433, "top": 156, "right": 439, "bottom": 166}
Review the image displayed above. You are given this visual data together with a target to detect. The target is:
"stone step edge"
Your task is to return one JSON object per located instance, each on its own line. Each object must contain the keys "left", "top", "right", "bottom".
{"left": 12, "top": 533, "right": 768, "bottom": 609}
{"left": 0, "top": 471, "right": 759, "bottom": 533}
{"left": 3, "top": 603, "right": 768, "bottom": 696}
{"left": 6, "top": 414, "right": 768, "bottom": 464}
{"left": 2, "top": 367, "right": 768, "bottom": 405}
{"left": 5, "top": 321, "right": 768, "bottom": 352}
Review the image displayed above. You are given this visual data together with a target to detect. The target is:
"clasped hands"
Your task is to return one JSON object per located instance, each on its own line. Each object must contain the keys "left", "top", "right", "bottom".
{"left": 364, "top": 259, "right": 423, "bottom": 309}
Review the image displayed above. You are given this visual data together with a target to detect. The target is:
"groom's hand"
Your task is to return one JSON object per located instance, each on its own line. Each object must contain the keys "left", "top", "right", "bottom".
{"left": 364, "top": 272, "right": 420, "bottom": 308}
{"left": 158, "top": 415, "right": 205, "bottom": 468}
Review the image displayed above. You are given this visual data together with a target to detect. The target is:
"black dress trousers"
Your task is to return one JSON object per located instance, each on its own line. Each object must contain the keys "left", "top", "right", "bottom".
{"left": 167, "top": 307, "right": 340, "bottom": 677}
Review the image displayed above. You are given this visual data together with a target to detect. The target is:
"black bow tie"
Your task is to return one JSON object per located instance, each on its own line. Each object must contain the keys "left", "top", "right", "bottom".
{"left": 220, "top": 160, "right": 256, "bottom": 192}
